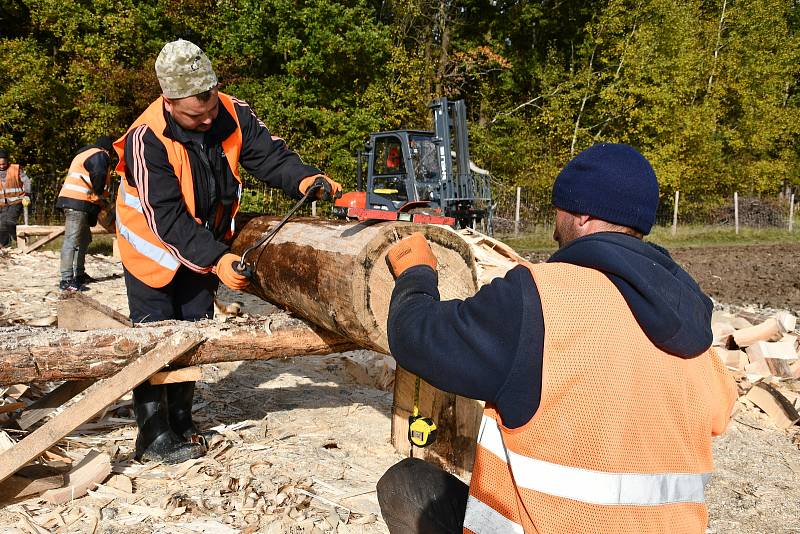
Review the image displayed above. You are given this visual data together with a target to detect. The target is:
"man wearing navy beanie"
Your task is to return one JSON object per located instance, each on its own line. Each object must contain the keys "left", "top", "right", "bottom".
{"left": 551, "top": 143, "right": 659, "bottom": 245}
{"left": 376, "top": 143, "right": 736, "bottom": 534}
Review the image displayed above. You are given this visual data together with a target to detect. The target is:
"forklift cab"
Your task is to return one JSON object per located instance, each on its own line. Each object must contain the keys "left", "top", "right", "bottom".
{"left": 366, "top": 132, "right": 442, "bottom": 211}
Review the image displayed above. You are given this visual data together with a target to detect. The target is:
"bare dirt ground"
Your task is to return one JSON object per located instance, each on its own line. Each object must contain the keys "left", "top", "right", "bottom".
{"left": 1, "top": 242, "right": 799, "bottom": 533}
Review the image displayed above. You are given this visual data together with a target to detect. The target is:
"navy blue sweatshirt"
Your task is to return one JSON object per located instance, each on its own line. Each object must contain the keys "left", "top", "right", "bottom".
{"left": 387, "top": 232, "right": 714, "bottom": 429}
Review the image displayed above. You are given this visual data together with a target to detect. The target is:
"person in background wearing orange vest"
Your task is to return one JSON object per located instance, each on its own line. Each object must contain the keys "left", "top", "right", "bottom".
{"left": 377, "top": 143, "right": 737, "bottom": 534}
{"left": 55, "top": 136, "right": 115, "bottom": 291}
{"left": 0, "top": 148, "right": 32, "bottom": 248}
{"left": 114, "top": 39, "right": 341, "bottom": 464}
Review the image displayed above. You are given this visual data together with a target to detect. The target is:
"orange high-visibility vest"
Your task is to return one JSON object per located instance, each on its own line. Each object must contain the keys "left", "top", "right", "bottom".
{"left": 0, "top": 164, "right": 25, "bottom": 206}
{"left": 114, "top": 93, "right": 243, "bottom": 288}
{"left": 464, "top": 262, "right": 737, "bottom": 534}
{"left": 57, "top": 148, "right": 111, "bottom": 205}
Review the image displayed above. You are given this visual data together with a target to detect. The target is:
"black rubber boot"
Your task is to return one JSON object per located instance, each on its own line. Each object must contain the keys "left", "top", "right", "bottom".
{"left": 133, "top": 382, "right": 205, "bottom": 463}
{"left": 166, "top": 381, "right": 219, "bottom": 445}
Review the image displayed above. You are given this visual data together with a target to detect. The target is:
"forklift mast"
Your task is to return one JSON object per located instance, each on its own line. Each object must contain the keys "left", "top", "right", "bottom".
{"left": 335, "top": 97, "right": 493, "bottom": 231}
{"left": 429, "top": 97, "right": 492, "bottom": 228}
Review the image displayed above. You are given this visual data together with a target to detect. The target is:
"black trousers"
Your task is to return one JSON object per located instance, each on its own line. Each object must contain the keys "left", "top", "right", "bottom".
{"left": 124, "top": 266, "right": 218, "bottom": 324}
{"left": 377, "top": 458, "right": 469, "bottom": 534}
{"left": 0, "top": 203, "right": 22, "bottom": 247}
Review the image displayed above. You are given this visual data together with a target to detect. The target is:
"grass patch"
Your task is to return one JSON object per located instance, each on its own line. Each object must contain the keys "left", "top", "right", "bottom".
{"left": 497, "top": 224, "right": 800, "bottom": 254}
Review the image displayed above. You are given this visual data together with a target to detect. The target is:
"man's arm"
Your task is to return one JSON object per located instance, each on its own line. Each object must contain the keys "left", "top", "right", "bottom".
{"left": 388, "top": 264, "right": 545, "bottom": 428}
{"left": 84, "top": 152, "right": 110, "bottom": 196}
{"left": 231, "top": 97, "right": 321, "bottom": 199}
{"left": 124, "top": 125, "right": 228, "bottom": 272}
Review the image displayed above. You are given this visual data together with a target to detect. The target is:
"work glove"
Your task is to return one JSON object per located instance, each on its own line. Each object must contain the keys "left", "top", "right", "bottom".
{"left": 21, "top": 196, "right": 30, "bottom": 207}
{"left": 213, "top": 253, "right": 250, "bottom": 291}
{"left": 299, "top": 174, "right": 342, "bottom": 202}
{"left": 386, "top": 232, "right": 437, "bottom": 278}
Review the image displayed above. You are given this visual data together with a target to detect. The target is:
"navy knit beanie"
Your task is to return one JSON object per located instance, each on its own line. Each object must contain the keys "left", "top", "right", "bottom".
{"left": 552, "top": 143, "right": 659, "bottom": 235}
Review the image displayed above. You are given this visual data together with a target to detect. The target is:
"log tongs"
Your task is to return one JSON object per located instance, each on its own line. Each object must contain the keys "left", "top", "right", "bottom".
{"left": 233, "top": 177, "right": 332, "bottom": 279}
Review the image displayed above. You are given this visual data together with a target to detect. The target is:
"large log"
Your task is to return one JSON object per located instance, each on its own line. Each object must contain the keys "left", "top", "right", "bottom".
{"left": 0, "top": 314, "right": 356, "bottom": 384}
{"left": 231, "top": 217, "right": 478, "bottom": 353}
{"left": 232, "top": 218, "right": 522, "bottom": 476}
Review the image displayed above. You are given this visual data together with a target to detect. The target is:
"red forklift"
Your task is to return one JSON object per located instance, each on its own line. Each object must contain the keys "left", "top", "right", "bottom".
{"left": 333, "top": 97, "right": 493, "bottom": 231}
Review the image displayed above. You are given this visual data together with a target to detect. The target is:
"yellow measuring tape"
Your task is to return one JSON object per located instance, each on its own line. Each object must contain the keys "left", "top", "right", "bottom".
{"left": 408, "top": 376, "right": 437, "bottom": 448}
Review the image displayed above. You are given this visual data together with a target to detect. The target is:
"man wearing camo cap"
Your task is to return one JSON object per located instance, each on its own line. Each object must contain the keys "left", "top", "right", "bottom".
{"left": 114, "top": 39, "right": 342, "bottom": 464}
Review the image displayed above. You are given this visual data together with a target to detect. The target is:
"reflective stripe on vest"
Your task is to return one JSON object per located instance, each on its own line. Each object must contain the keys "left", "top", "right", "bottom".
{"left": 464, "top": 495, "right": 524, "bottom": 534}
{"left": 119, "top": 183, "right": 143, "bottom": 213}
{"left": 464, "top": 263, "right": 736, "bottom": 534}
{"left": 58, "top": 150, "right": 111, "bottom": 205}
{"left": 473, "top": 414, "right": 710, "bottom": 507}
{"left": 1, "top": 164, "right": 24, "bottom": 205}
{"left": 116, "top": 219, "right": 179, "bottom": 271}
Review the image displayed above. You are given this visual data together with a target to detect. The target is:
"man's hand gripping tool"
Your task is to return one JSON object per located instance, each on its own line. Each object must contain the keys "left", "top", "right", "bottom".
{"left": 233, "top": 177, "right": 339, "bottom": 278}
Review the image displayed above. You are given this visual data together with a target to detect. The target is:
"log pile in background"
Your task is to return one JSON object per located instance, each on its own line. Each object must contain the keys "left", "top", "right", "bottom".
{"left": 714, "top": 310, "right": 800, "bottom": 430}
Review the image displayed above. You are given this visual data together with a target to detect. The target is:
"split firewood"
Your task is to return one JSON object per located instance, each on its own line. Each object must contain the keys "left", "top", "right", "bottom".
{"left": 732, "top": 318, "right": 785, "bottom": 347}
{"left": 716, "top": 348, "right": 748, "bottom": 371}
{"left": 745, "top": 382, "right": 800, "bottom": 429}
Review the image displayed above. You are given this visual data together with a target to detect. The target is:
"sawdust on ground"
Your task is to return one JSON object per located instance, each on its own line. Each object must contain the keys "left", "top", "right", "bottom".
{"left": 1, "top": 246, "right": 799, "bottom": 533}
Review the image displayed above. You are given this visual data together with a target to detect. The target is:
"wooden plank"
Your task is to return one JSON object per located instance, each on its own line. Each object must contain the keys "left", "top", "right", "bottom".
{"left": 22, "top": 228, "right": 64, "bottom": 254}
{"left": 149, "top": 366, "right": 202, "bottom": 385}
{"left": 16, "top": 380, "right": 94, "bottom": 431}
{"left": 0, "top": 464, "right": 66, "bottom": 502}
{"left": 41, "top": 450, "right": 111, "bottom": 505}
{"left": 0, "top": 332, "right": 203, "bottom": 484}
{"left": 57, "top": 293, "right": 133, "bottom": 331}
{"left": 745, "top": 382, "right": 800, "bottom": 429}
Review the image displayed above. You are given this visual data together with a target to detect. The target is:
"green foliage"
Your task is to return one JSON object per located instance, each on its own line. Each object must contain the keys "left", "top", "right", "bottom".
{"left": 1, "top": 0, "right": 799, "bottom": 222}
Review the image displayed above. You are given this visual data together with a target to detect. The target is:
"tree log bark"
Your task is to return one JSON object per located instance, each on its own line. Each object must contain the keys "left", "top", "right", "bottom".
{"left": 230, "top": 217, "right": 479, "bottom": 353}
{"left": 0, "top": 314, "right": 356, "bottom": 384}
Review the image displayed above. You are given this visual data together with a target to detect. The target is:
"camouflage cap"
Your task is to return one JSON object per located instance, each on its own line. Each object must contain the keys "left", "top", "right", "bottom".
{"left": 155, "top": 39, "right": 218, "bottom": 99}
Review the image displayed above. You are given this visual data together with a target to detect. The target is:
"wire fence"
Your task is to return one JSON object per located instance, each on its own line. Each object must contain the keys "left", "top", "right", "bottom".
{"left": 25, "top": 172, "right": 800, "bottom": 238}
{"left": 491, "top": 186, "right": 799, "bottom": 237}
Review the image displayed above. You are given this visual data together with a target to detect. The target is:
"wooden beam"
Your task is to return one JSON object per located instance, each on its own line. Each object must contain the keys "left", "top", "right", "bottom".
{"left": 149, "top": 366, "right": 202, "bottom": 385}
{"left": 22, "top": 228, "right": 64, "bottom": 254}
{"left": 0, "top": 332, "right": 203, "bottom": 484}
{"left": 16, "top": 224, "right": 111, "bottom": 237}
{"left": 391, "top": 366, "right": 483, "bottom": 478}
{"left": 15, "top": 380, "right": 94, "bottom": 430}
{"left": 0, "top": 314, "right": 356, "bottom": 384}
{"left": 745, "top": 382, "right": 800, "bottom": 429}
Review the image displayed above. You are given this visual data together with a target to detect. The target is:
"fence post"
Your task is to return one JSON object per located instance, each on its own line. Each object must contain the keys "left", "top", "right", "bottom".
{"left": 790, "top": 194, "right": 795, "bottom": 232}
{"left": 311, "top": 201, "right": 317, "bottom": 217}
{"left": 671, "top": 191, "right": 679, "bottom": 236}
{"left": 514, "top": 187, "right": 521, "bottom": 236}
{"left": 734, "top": 192, "right": 739, "bottom": 235}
